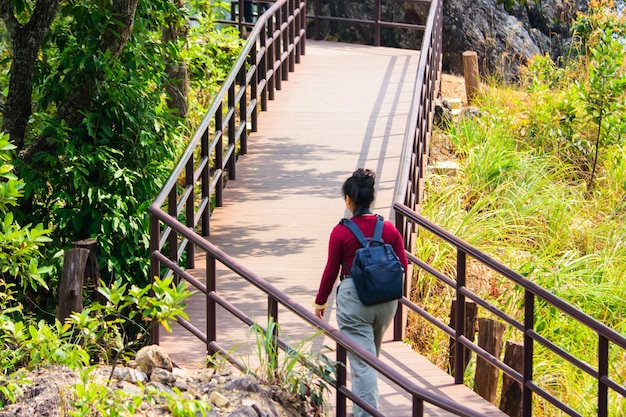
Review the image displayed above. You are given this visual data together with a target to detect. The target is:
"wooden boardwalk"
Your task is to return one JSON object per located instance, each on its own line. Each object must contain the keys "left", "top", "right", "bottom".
{"left": 159, "top": 40, "right": 505, "bottom": 416}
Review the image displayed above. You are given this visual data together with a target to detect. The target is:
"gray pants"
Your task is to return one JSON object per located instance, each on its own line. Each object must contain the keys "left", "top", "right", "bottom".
{"left": 336, "top": 278, "right": 398, "bottom": 417}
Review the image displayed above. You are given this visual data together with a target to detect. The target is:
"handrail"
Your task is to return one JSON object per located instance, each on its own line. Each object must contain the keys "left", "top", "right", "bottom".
{"left": 147, "top": 0, "right": 482, "bottom": 415}
{"left": 149, "top": 206, "right": 487, "bottom": 417}
{"left": 391, "top": 202, "right": 626, "bottom": 416}
{"left": 308, "top": 0, "right": 432, "bottom": 47}
{"left": 150, "top": 0, "right": 306, "bottom": 279}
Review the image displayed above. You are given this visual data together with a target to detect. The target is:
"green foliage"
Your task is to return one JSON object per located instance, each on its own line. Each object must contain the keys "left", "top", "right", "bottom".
{"left": 0, "top": 274, "right": 192, "bottom": 409}
{"left": 62, "top": 367, "right": 210, "bottom": 416}
{"left": 414, "top": 5, "right": 625, "bottom": 413}
{"left": 20, "top": 0, "right": 185, "bottom": 289}
{"left": 522, "top": 1, "right": 626, "bottom": 190}
{"left": 62, "top": 367, "right": 142, "bottom": 416}
{"left": 0, "top": 133, "right": 53, "bottom": 294}
{"left": 248, "top": 318, "right": 337, "bottom": 415}
{"left": 66, "top": 276, "right": 192, "bottom": 364}
{"left": 184, "top": 3, "right": 244, "bottom": 123}
{"left": 4, "top": 0, "right": 241, "bottom": 309}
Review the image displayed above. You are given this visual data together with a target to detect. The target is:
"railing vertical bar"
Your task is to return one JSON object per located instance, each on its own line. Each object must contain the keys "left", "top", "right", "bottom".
{"left": 215, "top": 103, "right": 224, "bottom": 208}
{"left": 288, "top": 0, "right": 296, "bottom": 72}
{"left": 313, "top": 0, "right": 321, "bottom": 40}
{"left": 598, "top": 335, "right": 609, "bottom": 417}
{"left": 185, "top": 154, "right": 195, "bottom": 269}
{"left": 207, "top": 253, "right": 217, "bottom": 352}
{"left": 149, "top": 214, "right": 161, "bottom": 345}
{"left": 260, "top": 24, "right": 268, "bottom": 111}
{"left": 250, "top": 42, "right": 258, "bottom": 133}
{"left": 281, "top": 2, "right": 289, "bottom": 82}
{"left": 201, "top": 129, "right": 210, "bottom": 236}
{"left": 454, "top": 250, "right": 467, "bottom": 384}
{"left": 167, "top": 187, "right": 178, "bottom": 282}
{"left": 374, "top": 0, "right": 381, "bottom": 46}
{"left": 523, "top": 290, "right": 535, "bottom": 417}
{"left": 239, "top": 64, "right": 248, "bottom": 155}
{"left": 336, "top": 345, "right": 347, "bottom": 417}
{"left": 227, "top": 84, "right": 237, "bottom": 180}
{"left": 412, "top": 394, "right": 424, "bottom": 417}
{"left": 268, "top": 15, "right": 276, "bottom": 100}
{"left": 268, "top": 295, "right": 279, "bottom": 380}
{"left": 300, "top": 0, "right": 306, "bottom": 55}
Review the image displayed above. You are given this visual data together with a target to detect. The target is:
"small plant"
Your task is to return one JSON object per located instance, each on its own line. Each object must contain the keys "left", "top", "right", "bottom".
{"left": 66, "top": 275, "right": 193, "bottom": 366}
{"left": 248, "top": 317, "right": 337, "bottom": 416}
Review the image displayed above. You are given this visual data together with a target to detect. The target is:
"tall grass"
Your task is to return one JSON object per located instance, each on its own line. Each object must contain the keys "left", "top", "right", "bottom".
{"left": 409, "top": 3, "right": 625, "bottom": 413}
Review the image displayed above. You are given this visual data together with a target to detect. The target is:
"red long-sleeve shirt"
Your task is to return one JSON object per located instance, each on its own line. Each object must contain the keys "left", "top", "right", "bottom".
{"left": 315, "top": 215, "right": 409, "bottom": 306}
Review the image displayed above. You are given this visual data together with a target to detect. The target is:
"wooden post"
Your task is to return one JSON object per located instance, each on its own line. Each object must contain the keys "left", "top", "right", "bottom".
{"left": 474, "top": 318, "right": 506, "bottom": 404}
{"left": 57, "top": 248, "right": 90, "bottom": 323}
{"left": 500, "top": 341, "right": 524, "bottom": 417}
{"left": 463, "top": 51, "right": 480, "bottom": 104}
{"left": 58, "top": 239, "right": 101, "bottom": 322}
{"left": 448, "top": 300, "right": 478, "bottom": 376}
{"left": 72, "top": 239, "right": 101, "bottom": 303}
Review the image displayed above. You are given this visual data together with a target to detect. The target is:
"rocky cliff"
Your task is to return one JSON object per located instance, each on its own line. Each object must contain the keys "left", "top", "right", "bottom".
{"left": 307, "top": 0, "right": 588, "bottom": 82}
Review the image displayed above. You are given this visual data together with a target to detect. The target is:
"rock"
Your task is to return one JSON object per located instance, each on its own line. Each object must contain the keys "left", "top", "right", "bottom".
{"left": 112, "top": 366, "right": 149, "bottom": 383}
{"left": 210, "top": 390, "right": 231, "bottom": 408}
{"left": 442, "top": 0, "right": 586, "bottom": 81}
{"left": 434, "top": 99, "right": 454, "bottom": 129}
{"left": 307, "top": 0, "right": 588, "bottom": 82}
{"left": 134, "top": 344, "right": 173, "bottom": 377}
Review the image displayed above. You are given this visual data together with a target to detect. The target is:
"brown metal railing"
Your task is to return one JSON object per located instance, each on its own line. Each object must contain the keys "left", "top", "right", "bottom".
{"left": 308, "top": 0, "right": 431, "bottom": 46}
{"left": 148, "top": 0, "right": 484, "bottom": 415}
{"left": 149, "top": 0, "right": 306, "bottom": 288}
{"left": 391, "top": 203, "right": 626, "bottom": 417}
{"left": 150, "top": 208, "right": 486, "bottom": 417}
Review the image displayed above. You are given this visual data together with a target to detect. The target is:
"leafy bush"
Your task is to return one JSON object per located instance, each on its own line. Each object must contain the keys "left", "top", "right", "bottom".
{"left": 5, "top": 0, "right": 242, "bottom": 313}
{"left": 0, "top": 275, "right": 192, "bottom": 409}
{"left": 0, "top": 133, "right": 52, "bottom": 298}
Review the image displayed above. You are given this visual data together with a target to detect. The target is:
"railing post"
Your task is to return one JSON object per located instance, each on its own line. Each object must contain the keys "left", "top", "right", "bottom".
{"left": 268, "top": 14, "right": 276, "bottom": 100}
{"left": 523, "top": 290, "right": 534, "bottom": 417}
{"left": 228, "top": 84, "right": 237, "bottom": 180}
{"left": 598, "top": 335, "right": 609, "bottom": 417}
{"left": 215, "top": 103, "right": 224, "bottom": 208}
{"left": 411, "top": 393, "right": 424, "bottom": 417}
{"left": 239, "top": 63, "right": 248, "bottom": 155}
{"left": 260, "top": 24, "right": 268, "bottom": 111}
{"left": 336, "top": 345, "right": 347, "bottom": 417}
{"left": 207, "top": 253, "right": 217, "bottom": 350}
{"left": 280, "top": 2, "right": 291, "bottom": 81}
{"left": 314, "top": 0, "right": 321, "bottom": 40}
{"left": 168, "top": 188, "right": 178, "bottom": 282}
{"left": 250, "top": 43, "right": 258, "bottom": 133}
{"left": 186, "top": 155, "right": 195, "bottom": 269}
{"left": 454, "top": 250, "right": 467, "bottom": 384}
{"left": 374, "top": 0, "right": 381, "bottom": 46}
{"left": 288, "top": 0, "right": 296, "bottom": 72}
{"left": 150, "top": 215, "right": 161, "bottom": 345}
{"left": 201, "top": 129, "right": 210, "bottom": 236}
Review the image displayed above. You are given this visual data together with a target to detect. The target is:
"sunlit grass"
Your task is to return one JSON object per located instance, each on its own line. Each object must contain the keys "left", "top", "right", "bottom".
{"left": 411, "top": 74, "right": 625, "bottom": 414}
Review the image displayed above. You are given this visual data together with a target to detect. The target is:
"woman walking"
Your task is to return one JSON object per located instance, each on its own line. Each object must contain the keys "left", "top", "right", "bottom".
{"left": 313, "top": 168, "right": 408, "bottom": 416}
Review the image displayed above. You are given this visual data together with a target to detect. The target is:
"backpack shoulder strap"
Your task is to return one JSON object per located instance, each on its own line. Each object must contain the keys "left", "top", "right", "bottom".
{"left": 373, "top": 215, "right": 385, "bottom": 241}
{"left": 339, "top": 218, "right": 369, "bottom": 247}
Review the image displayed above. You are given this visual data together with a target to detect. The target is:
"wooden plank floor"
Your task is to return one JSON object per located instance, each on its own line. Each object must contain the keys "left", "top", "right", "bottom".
{"left": 159, "top": 40, "right": 506, "bottom": 416}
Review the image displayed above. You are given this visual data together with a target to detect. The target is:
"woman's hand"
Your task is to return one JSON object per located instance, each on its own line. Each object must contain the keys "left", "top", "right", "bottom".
{"left": 315, "top": 307, "right": 325, "bottom": 319}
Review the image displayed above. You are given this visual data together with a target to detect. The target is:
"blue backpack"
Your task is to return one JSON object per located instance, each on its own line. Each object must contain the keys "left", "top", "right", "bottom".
{"left": 340, "top": 215, "right": 404, "bottom": 305}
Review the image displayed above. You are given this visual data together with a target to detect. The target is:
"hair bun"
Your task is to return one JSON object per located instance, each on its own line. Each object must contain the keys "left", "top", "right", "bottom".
{"left": 352, "top": 168, "right": 376, "bottom": 187}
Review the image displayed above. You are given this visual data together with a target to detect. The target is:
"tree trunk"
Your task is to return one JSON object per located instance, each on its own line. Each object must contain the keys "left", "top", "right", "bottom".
{"left": 18, "top": 0, "right": 140, "bottom": 163}
{"left": 1, "top": 0, "right": 60, "bottom": 150}
{"left": 162, "top": 0, "right": 189, "bottom": 118}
